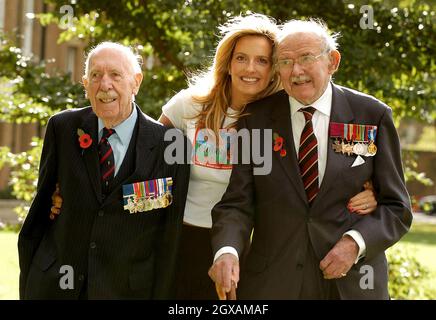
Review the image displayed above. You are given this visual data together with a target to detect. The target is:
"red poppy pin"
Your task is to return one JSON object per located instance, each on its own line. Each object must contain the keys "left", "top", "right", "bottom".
{"left": 77, "top": 128, "right": 92, "bottom": 149}
{"left": 273, "top": 133, "right": 287, "bottom": 157}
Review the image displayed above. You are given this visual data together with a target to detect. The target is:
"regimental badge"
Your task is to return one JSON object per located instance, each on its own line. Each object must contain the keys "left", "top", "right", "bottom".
{"left": 329, "top": 122, "right": 377, "bottom": 157}
{"left": 122, "top": 177, "right": 173, "bottom": 214}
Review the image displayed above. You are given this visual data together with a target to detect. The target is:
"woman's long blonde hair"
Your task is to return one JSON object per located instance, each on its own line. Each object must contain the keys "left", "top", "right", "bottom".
{"left": 188, "top": 13, "right": 282, "bottom": 136}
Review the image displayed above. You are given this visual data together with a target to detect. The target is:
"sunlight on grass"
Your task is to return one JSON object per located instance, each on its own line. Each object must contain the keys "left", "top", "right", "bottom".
{"left": 0, "top": 231, "right": 19, "bottom": 300}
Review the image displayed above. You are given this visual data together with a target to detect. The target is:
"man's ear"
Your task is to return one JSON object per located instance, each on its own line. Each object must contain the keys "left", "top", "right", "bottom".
{"left": 133, "top": 73, "right": 143, "bottom": 95}
{"left": 328, "top": 50, "right": 341, "bottom": 74}
{"left": 82, "top": 76, "right": 89, "bottom": 98}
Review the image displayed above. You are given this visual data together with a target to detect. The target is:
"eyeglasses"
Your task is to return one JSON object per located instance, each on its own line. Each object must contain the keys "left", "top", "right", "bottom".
{"left": 276, "top": 51, "right": 329, "bottom": 70}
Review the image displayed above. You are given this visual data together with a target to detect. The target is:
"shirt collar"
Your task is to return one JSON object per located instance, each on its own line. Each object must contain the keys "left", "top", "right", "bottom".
{"left": 98, "top": 104, "right": 137, "bottom": 146}
{"left": 290, "top": 82, "right": 332, "bottom": 117}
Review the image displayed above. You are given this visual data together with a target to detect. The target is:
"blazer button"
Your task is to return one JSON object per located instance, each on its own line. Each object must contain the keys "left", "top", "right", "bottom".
{"left": 78, "top": 275, "right": 85, "bottom": 281}
{"left": 98, "top": 210, "right": 104, "bottom": 217}
{"left": 297, "top": 263, "right": 304, "bottom": 269}
{"left": 90, "top": 242, "right": 97, "bottom": 249}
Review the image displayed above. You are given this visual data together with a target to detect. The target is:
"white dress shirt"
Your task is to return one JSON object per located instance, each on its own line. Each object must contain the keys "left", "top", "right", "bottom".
{"left": 98, "top": 105, "right": 137, "bottom": 176}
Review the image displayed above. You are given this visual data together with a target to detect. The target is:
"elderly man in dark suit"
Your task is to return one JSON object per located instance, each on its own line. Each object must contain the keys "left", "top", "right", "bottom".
{"left": 208, "top": 19, "right": 412, "bottom": 299}
{"left": 18, "top": 42, "right": 189, "bottom": 299}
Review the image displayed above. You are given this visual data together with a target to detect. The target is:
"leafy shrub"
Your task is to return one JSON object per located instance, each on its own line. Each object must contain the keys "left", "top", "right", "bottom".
{"left": 387, "top": 245, "right": 435, "bottom": 299}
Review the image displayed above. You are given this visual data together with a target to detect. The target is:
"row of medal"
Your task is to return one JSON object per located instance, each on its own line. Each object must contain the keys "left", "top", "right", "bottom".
{"left": 332, "top": 139, "right": 377, "bottom": 157}
{"left": 123, "top": 177, "right": 173, "bottom": 214}
{"left": 330, "top": 122, "right": 378, "bottom": 157}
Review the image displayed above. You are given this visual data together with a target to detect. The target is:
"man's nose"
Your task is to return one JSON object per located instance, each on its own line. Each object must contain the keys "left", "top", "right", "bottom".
{"left": 100, "top": 73, "right": 113, "bottom": 90}
{"left": 291, "top": 62, "right": 304, "bottom": 76}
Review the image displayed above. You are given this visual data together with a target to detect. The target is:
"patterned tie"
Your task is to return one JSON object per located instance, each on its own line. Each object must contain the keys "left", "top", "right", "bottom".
{"left": 99, "top": 127, "right": 116, "bottom": 194}
{"left": 298, "top": 107, "right": 319, "bottom": 205}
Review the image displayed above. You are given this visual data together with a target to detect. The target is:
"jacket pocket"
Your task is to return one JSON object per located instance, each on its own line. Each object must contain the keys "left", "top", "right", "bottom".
{"left": 32, "top": 239, "right": 57, "bottom": 272}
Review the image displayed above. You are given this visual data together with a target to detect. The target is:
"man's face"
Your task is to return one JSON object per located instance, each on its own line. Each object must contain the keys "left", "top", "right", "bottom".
{"left": 277, "top": 33, "right": 340, "bottom": 105}
{"left": 83, "top": 48, "right": 143, "bottom": 127}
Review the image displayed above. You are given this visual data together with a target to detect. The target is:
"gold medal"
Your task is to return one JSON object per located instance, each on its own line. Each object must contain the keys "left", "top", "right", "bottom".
{"left": 143, "top": 198, "right": 152, "bottom": 211}
{"left": 136, "top": 198, "right": 145, "bottom": 212}
{"left": 166, "top": 193, "right": 173, "bottom": 206}
{"left": 332, "top": 140, "right": 342, "bottom": 153}
{"left": 343, "top": 142, "right": 354, "bottom": 156}
{"left": 161, "top": 196, "right": 169, "bottom": 208}
{"left": 367, "top": 141, "right": 377, "bottom": 156}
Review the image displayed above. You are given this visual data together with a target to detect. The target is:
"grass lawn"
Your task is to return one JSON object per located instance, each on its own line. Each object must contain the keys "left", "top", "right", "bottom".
{"left": 0, "top": 220, "right": 435, "bottom": 300}
{"left": 0, "top": 230, "right": 19, "bottom": 300}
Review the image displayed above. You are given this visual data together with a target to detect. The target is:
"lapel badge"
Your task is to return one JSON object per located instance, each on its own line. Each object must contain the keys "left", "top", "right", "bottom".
{"left": 273, "top": 132, "right": 287, "bottom": 157}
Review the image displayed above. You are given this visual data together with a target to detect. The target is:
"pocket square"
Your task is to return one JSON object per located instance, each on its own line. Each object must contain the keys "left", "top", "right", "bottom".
{"left": 351, "top": 155, "right": 365, "bottom": 167}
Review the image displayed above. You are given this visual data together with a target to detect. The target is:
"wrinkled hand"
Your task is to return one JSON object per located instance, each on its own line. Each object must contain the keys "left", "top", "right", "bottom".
{"left": 319, "top": 235, "right": 358, "bottom": 279}
{"left": 347, "top": 181, "right": 377, "bottom": 215}
{"left": 49, "top": 183, "right": 62, "bottom": 220}
{"left": 208, "top": 253, "right": 239, "bottom": 300}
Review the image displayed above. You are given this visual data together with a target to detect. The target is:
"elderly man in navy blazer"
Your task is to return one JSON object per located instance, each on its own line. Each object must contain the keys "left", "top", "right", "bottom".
{"left": 18, "top": 42, "right": 189, "bottom": 299}
{"left": 209, "top": 19, "right": 412, "bottom": 299}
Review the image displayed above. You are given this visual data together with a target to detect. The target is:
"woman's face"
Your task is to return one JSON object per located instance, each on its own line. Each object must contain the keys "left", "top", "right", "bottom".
{"left": 229, "top": 35, "right": 273, "bottom": 107}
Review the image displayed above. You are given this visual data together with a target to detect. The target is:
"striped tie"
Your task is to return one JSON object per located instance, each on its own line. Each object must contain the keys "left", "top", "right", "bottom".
{"left": 99, "top": 127, "right": 116, "bottom": 194}
{"left": 298, "top": 107, "right": 319, "bottom": 205}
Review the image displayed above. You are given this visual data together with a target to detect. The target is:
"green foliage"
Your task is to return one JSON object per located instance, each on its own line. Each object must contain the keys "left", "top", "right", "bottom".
{"left": 0, "top": 139, "right": 42, "bottom": 222}
{"left": 0, "top": 0, "right": 434, "bottom": 220}
{"left": 0, "top": 34, "right": 87, "bottom": 125}
{"left": 387, "top": 245, "right": 435, "bottom": 299}
{"left": 43, "top": 0, "right": 435, "bottom": 123}
{"left": 403, "top": 150, "right": 434, "bottom": 185}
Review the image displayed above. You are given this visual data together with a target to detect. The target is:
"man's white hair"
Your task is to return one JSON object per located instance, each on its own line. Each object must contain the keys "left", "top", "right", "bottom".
{"left": 83, "top": 41, "right": 143, "bottom": 78}
{"left": 278, "top": 19, "right": 340, "bottom": 51}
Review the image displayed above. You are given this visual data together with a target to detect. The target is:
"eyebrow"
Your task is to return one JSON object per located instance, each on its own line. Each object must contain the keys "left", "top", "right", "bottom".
{"left": 234, "top": 52, "right": 270, "bottom": 59}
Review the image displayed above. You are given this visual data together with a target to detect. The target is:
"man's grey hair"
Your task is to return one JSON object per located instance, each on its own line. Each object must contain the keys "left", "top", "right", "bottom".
{"left": 83, "top": 41, "right": 143, "bottom": 78}
{"left": 278, "top": 19, "right": 340, "bottom": 51}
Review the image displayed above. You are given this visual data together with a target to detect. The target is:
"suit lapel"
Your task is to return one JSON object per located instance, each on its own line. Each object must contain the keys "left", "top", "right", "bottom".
{"left": 269, "top": 91, "right": 306, "bottom": 203}
{"left": 80, "top": 111, "right": 102, "bottom": 203}
{"left": 312, "top": 83, "right": 354, "bottom": 210}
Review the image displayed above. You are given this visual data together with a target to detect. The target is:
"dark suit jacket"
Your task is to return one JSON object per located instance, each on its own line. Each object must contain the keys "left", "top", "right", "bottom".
{"left": 18, "top": 105, "right": 189, "bottom": 299}
{"left": 211, "top": 84, "right": 412, "bottom": 299}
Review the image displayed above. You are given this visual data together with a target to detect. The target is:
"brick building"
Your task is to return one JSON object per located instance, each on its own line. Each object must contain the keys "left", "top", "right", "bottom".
{"left": 0, "top": 0, "right": 86, "bottom": 191}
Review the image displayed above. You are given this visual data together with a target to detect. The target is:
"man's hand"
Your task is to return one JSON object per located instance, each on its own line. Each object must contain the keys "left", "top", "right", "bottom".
{"left": 208, "top": 253, "right": 239, "bottom": 300}
{"left": 319, "top": 235, "right": 359, "bottom": 279}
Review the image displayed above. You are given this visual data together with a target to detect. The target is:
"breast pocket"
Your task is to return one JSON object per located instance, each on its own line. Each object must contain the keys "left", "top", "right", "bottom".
{"left": 340, "top": 157, "right": 373, "bottom": 189}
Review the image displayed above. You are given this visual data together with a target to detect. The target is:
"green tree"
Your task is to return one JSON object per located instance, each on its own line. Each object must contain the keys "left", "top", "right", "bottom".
{"left": 39, "top": 0, "right": 434, "bottom": 120}
{"left": 1, "top": 0, "right": 434, "bottom": 217}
